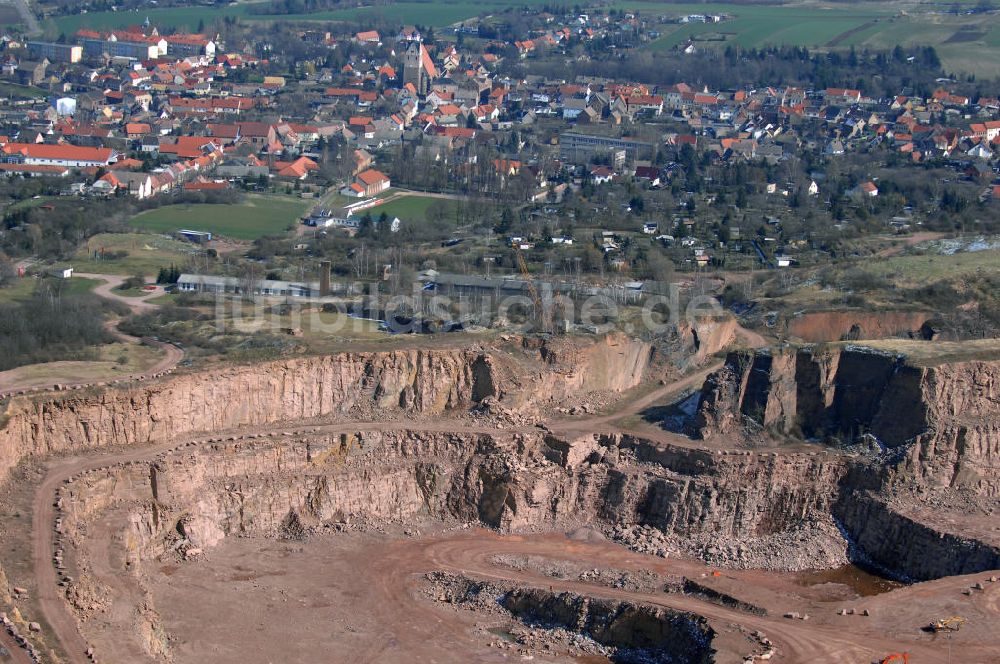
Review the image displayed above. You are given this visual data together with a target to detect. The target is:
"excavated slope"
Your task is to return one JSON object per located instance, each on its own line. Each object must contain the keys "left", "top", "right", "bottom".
{"left": 691, "top": 344, "right": 1000, "bottom": 580}
{"left": 58, "top": 430, "right": 847, "bottom": 562}
{"left": 693, "top": 345, "right": 1000, "bottom": 493}
{"left": 785, "top": 310, "right": 932, "bottom": 342}
{"left": 0, "top": 334, "right": 654, "bottom": 485}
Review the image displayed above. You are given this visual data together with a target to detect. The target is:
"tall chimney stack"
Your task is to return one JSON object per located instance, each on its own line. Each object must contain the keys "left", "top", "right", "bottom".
{"left": 320, "top": 260, "right": 331, "bottom": 297}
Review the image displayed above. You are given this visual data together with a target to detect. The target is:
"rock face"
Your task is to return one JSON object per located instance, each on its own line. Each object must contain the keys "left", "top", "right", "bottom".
{"left": 429, "top": 573, "right": 715, "bottom": 663}
{"left": 0, "top": 333, "right": 654, "bottom": 485}
{"left": 834, "top": 491, "right": 1000, "bottom": 581}
{"left": 692, "top": 346, "right": 1000, "bottom": 494}
{"left": 691, "top": 344, "right": 1000, "bottom": 580}
{"left": 500, "top": 587, "right": 714, "bottom": 661}
{"left": 60, "top": 429, "right": 850, "bottom": 576}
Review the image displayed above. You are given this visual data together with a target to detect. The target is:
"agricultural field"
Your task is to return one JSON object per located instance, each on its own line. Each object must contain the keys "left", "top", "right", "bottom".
{"left": 50, "top": 0, "right": 1000, "bottom": 75}
{"left": 128, "top": 195, "right": 310, "bottom": 241}
{"left": 0, "top": 3, "right": 21, "bottom": 29}
{"left": 637, "top": 1, "right": 1000, "bottom": 77}
{"left": 51, "top": 0, "right": 549, "bottom": 33}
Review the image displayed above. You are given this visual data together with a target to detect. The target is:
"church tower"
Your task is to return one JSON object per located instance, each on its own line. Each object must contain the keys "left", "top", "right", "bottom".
{"left": 402, "top": 41, "right": 436, "bottom": 96}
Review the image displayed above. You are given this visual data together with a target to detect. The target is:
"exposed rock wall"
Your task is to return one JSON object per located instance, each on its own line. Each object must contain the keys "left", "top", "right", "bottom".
{"left": 500, "top": 587, "right": 715, "bottom": 662}
{"left": 56, "top": 421, "right": 997, "bottom": 582}
{"left": 835, "top": 491, "right": 1000, "bottom": 581}
{"left": 689, "top": 344, "right": 1000, "bottom": 579}
{"left": 0, "top": 334, "right": 655, "bottom": 486}
{"left": 57, "top": 428, "right": 850, "bottom": 570}
{"left": 692, "top": 346, "right": 1000, "bottom": 494}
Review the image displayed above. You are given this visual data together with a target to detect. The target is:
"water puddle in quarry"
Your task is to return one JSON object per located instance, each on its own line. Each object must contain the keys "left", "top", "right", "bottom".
{"left": 640, "top": 389, "right": 702, "bottom": 432}
{"left": 796, "top": 564, "right": 904, "bottom": 597}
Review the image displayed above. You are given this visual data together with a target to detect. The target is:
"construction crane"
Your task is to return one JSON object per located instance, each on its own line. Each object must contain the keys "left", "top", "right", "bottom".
{"left": 514, "top": 245, "right": 550, "bottom": 333}
{"left": 929, "top": 616, "right": 965, "bottom": 632}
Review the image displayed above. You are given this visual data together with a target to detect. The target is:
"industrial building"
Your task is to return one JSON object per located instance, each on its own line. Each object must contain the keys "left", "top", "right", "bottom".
{"left": 558, "top": 132, "right": 655, "bottom": 165}
{"left": 27, "top": 41, "right": 83, "bottom": 64}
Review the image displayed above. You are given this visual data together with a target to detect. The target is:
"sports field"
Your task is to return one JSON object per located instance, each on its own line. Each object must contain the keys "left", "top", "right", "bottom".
{"left": 129, "top": 195, "right": 309, "bottom": 241}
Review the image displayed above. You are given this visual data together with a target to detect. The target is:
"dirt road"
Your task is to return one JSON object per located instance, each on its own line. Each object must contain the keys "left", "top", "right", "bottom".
{"left": 875, "top": 231, "right": 945, "bottom": 258}
{"left": 74, "top": 273, "right": 164, "bottom": 313}
{"left": 28, "top": 405, "right": 1000, "bottom": 663}
{"left": 0, "top": 631, "right": 32, "bottom": 664}
{"left": 0, "top": 275, "right": 183, "bottom": 398}
{"left": 39, "top": 321, "right": 988, "bottom": 664}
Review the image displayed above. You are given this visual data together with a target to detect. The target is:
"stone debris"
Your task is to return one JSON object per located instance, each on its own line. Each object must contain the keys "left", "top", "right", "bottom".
{"left": 610, "top": 517, "right": 848, "bottom": 572}
{"left": 423, "top": 572, "right": 714, "bottom": 663}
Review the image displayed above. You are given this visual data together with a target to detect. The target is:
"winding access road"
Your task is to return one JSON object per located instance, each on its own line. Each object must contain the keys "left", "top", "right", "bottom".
{"left": 0, "top": 274, "right": 183, "bottom": 398}
{"left": 25, "top": 324, "right": 999, "bottom": 663}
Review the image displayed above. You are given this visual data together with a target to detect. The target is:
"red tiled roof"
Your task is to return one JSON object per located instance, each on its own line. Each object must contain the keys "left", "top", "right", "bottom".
{"left": 357, "top": 169, "right": 388, "bottom": 185}
{"left": 0, "top": 163, "right": 71, "bottom": 175}
{"left": 2, "top": 143, "right": 115, "bottom": 164}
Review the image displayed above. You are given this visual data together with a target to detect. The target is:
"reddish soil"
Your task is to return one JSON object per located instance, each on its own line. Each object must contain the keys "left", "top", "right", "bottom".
{"left": 786, "top": 310, "right": 933, "bottom": 343}
{"left": 14, "top": 324, "right": 1000, "bottom": 664}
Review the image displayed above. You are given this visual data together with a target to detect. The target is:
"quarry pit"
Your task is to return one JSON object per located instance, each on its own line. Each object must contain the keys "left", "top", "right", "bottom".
{"left": 0, "top": 330, "right": 998, "bottom": 663}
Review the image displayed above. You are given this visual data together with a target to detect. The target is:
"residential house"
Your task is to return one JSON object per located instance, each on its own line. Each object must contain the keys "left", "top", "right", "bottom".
{"left": 342, "top": 168, "right": 390, "bottom": 197}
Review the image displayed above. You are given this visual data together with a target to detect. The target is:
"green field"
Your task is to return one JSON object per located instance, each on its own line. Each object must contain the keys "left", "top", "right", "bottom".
{"left": 0, "top": 4, "right": 22, "bottom": 29}
{"left": 129, "top": 195, "right": 309, "bottom": 241}
{"left": 370, "top": 195, "right": 458, "bottom": 224}
{"left": 72, "top": 233, "right": 202, "bottom": 277}
{"left": 50, "top": 1, "right": 1000, "bottom": 75}
{"left": 635, "top": 2, "right": 1000, "bottom": 76}
{"left": 52, "top": 0, "right": 548, "bottom": 33}
{"left": 0, "top": 276, "right": 101, "bottom": 304}
{"left": 862, "top": 248, "right": 1000, "bottom": 283}
{"left": 646, "top": 3, "right": 898, "bottom": 50}
{"left": 0, "top": 82, "right": 49, "bottom": 99}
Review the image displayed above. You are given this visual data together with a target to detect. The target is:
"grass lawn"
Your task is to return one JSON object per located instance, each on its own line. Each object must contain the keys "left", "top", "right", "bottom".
{"left": 369, "top": 195, "right": 459, "bottom": 224}
{"left": 0, "top": 82, "right": 49, "bottom": 99}
{"left": 0, "top": 276, "right": 101, "bottom": 304}
{"left": 73, "top": 233, "right": 201, "bottom": 277}
{"left": 129, "top": 195, "right": 309, "bottom": 241}
{"left": 5, "top": 196, "right": 57, "bottom": 212}
{"left": 861, "top": 249, "right": 1000, "bottom": 283}
{"left": 0, "top": 341, "right": 164, "bottom": 391}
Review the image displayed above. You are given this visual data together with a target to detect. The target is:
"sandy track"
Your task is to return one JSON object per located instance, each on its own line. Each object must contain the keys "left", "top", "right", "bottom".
{"left": 74, "top": 274, "right": 162, "bottom": 314}
{"left": 22, "top": 329, "right": 758, "bottom": 663}
{"left": 34, "top": 323, "right": 996, "bottom": 664}
{"left": 0, "top": 631, "right": 32, "bottom": 664}
{"left": 33, "top": 413, "right": 1000, "bottom": 663}
{"left": 0, "top": 275, "right": 183, "bottom": 398}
